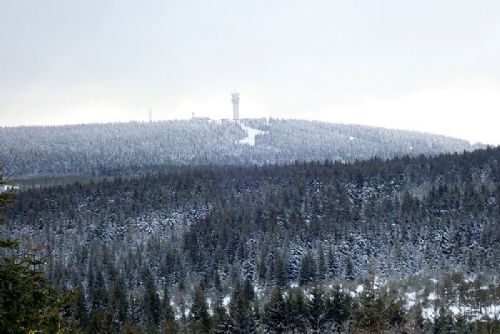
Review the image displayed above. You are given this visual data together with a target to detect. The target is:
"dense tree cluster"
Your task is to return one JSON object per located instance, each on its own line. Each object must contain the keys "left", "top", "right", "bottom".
{"left": 35, "top": 273, "right": 500, "bottom": 333}
{"left": 0, "top": 118, "right": 480, "bottom": 176}
{"left": 0, "top": 167, "right": 78, "bottom": 333}
{"left": 1, "top": 146, "right": 499, "bottom": 331}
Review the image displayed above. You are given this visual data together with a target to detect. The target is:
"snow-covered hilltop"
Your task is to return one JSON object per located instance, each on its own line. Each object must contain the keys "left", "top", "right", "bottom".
{"left": 0, "top": 118, "right": 483, "bottom": 176}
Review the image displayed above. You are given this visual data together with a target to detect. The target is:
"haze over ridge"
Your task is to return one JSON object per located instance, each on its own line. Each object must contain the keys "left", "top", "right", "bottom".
{"left": 1, "top": 0, "right": 499, "bottom": 144}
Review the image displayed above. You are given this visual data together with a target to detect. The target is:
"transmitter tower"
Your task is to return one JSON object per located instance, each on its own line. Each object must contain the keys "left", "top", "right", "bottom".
{"left": 231, "top": 93, "right": 240, "bottom": 120}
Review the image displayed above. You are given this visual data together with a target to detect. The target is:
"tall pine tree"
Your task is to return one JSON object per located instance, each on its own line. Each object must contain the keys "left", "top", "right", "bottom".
{"left": 0, "top": 164, "right": 78, "bottom": 333}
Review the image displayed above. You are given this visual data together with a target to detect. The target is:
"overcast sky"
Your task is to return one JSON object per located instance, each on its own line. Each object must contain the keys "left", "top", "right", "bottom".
{"left": 1, "top": 0, "right": 499, "bottom": 144}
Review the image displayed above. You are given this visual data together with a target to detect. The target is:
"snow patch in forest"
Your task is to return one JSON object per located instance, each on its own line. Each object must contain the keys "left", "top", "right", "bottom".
{"left": 421, "top": 304, "right": 500, "bottom": 321}
{"left": 206, "top": 298, "right": 213, "bottom": 316}
{"left": 464, "top": 274, "right": 476, "bottom": 283}
{"left": 238, "top": 122, "right": 267, "bottom": 146}
{"left": 0, "top": 184, "right": 18, "bottom": 193}
{"left": 403, "top": 286, "right": 500, "bottom": 322}
{"left": 255, "top": 286, "right": 265, "bottom": 299}
{"left": 422, "top": 306, "right": 436, "bottom": 320}
{"left": 428, "top": 292, "right": 437, "bottom": 300}
{"left": 482, "top": 305, "right": 500, "bottom": 319}
{"left": 348, "top": 285, "right": 365, "bottom": 298}
{"left": 405, "top": 292, "right": 417, "bottom": 308}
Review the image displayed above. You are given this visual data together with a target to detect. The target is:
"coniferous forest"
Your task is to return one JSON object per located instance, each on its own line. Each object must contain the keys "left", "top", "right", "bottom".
{"left": 0, "top": 119, "right": 481, "bottom": 177}
{"left": 1, "top": 133, "right": 499, "bottom": 332}
{"left": 2, "top": 0, "right": 500, "bottom": 331}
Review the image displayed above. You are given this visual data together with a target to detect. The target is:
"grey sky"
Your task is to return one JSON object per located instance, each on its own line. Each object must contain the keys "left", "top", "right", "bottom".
{"left": 1, "top": 0, "right": 499, "bottom": 144}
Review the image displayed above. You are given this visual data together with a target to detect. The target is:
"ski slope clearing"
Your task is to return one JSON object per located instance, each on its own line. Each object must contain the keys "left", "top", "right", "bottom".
{"left": 237, "top": 122, "right": 267, "bottom": 146}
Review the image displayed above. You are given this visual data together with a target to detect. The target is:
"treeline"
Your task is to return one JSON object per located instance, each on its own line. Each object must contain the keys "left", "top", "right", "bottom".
{"left": 0, "top": 118, "right": 480, "bottom": 176}
{"left": 73, "top": 273, "right": 500, "bottom": 333}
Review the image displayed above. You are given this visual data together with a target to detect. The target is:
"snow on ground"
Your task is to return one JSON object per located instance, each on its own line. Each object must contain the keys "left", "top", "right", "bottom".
{"left": 482, "top": 305, "right": 500, "bottom": 319}
{"left": 428, "top": 292, "right": 437, "bottom": 300}
{"left": 174, "top": 304, "right": 190, "bottom": 320}
{"left": 405, "top": 292, "right": 417, "bottom": 309}
{"left": 422, "top": 304, "right": 500, "bottom": 321}
{"left": 422, "top": 306, "right": 437, "bottom": 320}
{"left": 255, "top": 285, "right": 265, "bottom": 300}
{"left": 403, "top": 288, "right": 500, "bottom": 322}
{"left": 464, "top": 274, "right": 476, "bottom": 283}
{"left": 206, "top": 298, "right": 214, "bottom": 316}
{"left": 237, "top": 122, "right": 267, "bottom": 146}
{"left": 0, "top": 184, "right": 18, "bottom": 193}
{"left": 223, "top": 296, "right": 231, "bottom": 307}
{"left": 348, "top": 284, "right": 365, "bottom": 298}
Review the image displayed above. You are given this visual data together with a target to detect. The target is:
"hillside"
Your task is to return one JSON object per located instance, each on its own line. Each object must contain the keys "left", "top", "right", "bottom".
{"left": 2, "top": 146, "right": 499, "bottom": 331}
{"left": 0, "top": 118, "right": 482, "bottom": 177}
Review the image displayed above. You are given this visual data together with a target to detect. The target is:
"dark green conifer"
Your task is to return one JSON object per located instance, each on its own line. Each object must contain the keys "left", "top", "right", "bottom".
{"left": 0, "top": 166, "right": 78, "bottom": 333}
{"left": 189, "top": 286, "right": 212, "bottom": 333}
{"left": 264, "top": 287, "right": 287, "bottom": 333}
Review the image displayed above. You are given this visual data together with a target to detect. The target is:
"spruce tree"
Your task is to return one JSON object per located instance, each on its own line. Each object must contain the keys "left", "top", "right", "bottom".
{"left": 74, "top": 284, "right": 89, "bottom": 329}
{"left": 308, "top": 285, "right": 326, "bottom": 332}
{"left": 142, "top": 267, "right": 161, "bottom": 329}
{"left": 299, "top": 253, "right": 316, "bottom": 286}
{"left": 264, "top": 287, "right": 287, "bottom": 333}
{"left": 228, "top": 286, "right": 257, "bottom": 334}
{"left": 189, "top": 286, "right": 212, "bottom": 333}
{"left": 317, "top": 245, "right": 327, "bottom": 281}
{"left": 0, "top": 167, "right": 16, "bottom": 249}
{"left": 212, "top": 294, "right": 228, "bottom": 332}
{"left": 0, "top": 165, "right": 78, "bottom": 333}
{"left": 243, "top": 277, "right": 255, "bottom": 302}
{"left": 161, "top": 286, "right": 178, "bottom": 334}
{"left": 326, "top": 285, "right": 352, "bottom": 327}
{"left": 110, "top": 277, "right": 129, "bottom": 325}
{"left": 287, "top": 287, "right": 309, "bottom": 332}
{"left": 345, "top": 257, "right": 354, "bottom": 281}
{"left": 274, "top": 254, "right": 288, "bottom": 289}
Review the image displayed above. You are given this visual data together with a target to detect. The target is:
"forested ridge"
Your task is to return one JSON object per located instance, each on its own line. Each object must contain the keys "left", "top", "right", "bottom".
{"left": 2, "top": 146, "right": 500, "bottom": 332}
{"left": 0, "top": 118, "right": 481, "bottom": 177}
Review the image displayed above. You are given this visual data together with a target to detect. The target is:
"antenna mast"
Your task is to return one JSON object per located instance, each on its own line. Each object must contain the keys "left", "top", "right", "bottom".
{"left": 231, "top": 93, "right": 240, "bottom": 120}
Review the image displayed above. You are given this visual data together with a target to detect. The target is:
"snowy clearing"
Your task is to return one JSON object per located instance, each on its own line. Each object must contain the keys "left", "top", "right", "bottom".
{"left": 238, "top": 122, "right": 267, "bottom": 146}
{"left": 421, "top": 304, "right": 500, "bottom": 321}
